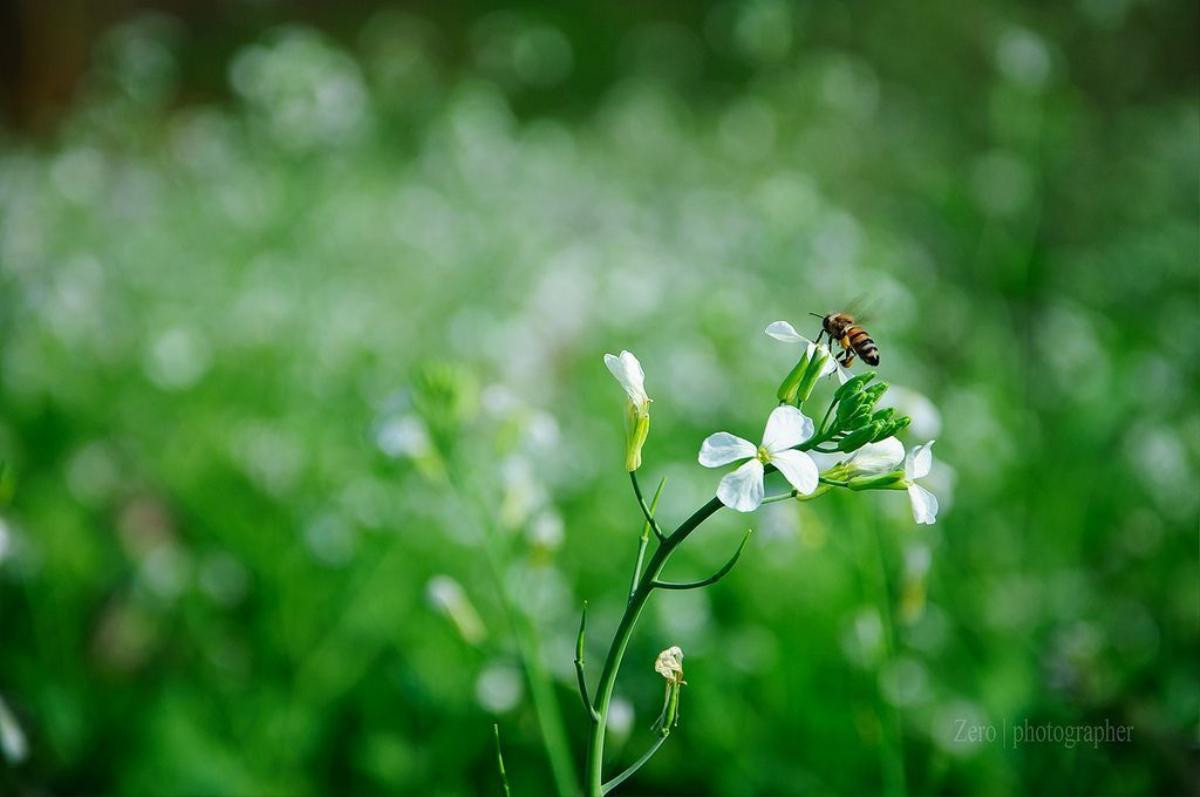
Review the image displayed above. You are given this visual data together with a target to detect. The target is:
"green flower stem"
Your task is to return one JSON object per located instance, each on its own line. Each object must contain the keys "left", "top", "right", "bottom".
{"left": 630, "top": 471, "right": 666, "bottom": 542}
{"left": 583, "top": 495, "right": 724, "bottom": 797}
{"left": 585, "top": 439, "right": 826, "bottom": 795}
{"left": 649, "top": 529, "right": 751, "bottom": 590}
{"left": 629, "top": 476, "right": 667, "bottom": 598}
{"left": 575, "top": 603, "right": 598, "bottom": 722}
{"left": 600, "top": 735, "right": 667, "bottom": 795}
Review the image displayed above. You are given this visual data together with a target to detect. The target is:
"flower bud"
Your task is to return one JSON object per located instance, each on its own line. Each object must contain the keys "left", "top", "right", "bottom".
{"left": 843, "top": 405, "right": 873, "bottom": 431}
{"left": 860, "top": 383, "right": 888, "bottom": 408}
{"left": 847, "top": 469, "right": 907, "bottom": 491}
{"left": 776, "top": 353, "right": 811, "bottom": 404}
{"left": 623, "top": 400, "right": 651, "bottom": 472}
{"left": 871, "top": 415, "right": 909, "bottom": 443}
{"left": 836, "top": 425, "right": 876, "bottom": 452}
{"left": 834, "top": 372, "right": 875, "bottom": 402}
{"left": 871, "top": 408, "right": 895, "bottom": 424}
{"left": 652, "top": 646, "right": 686, "bottom": 736}
{"left": 792, "top": 346, "right": 832, "bottom": 405}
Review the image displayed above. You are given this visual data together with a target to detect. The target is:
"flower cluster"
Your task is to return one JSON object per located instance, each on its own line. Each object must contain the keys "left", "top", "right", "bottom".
{"left": 605, "top": 321, "right": 940, "bottom": 523}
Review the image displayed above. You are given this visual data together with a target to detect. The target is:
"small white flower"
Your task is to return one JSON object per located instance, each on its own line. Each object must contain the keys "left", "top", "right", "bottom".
{"left": 604, "top": 350, "right": 652, "bottom": 471}
{"left": 848, "top": 436, "right": 906, "bottom": 474}
{"left": 903, "top": 441, "right": 939, "bottom": 525}
{"left": 603, "top": 350, "right": 650, "bottom": 408}
{"left": 764, "top": 320, "right": 852, "bottom": 383}
{"left": 654, "top": 646, "right": 685, "bottom": 684}
{"left": 699, "top": 405, "right": 819, "bottom": 512}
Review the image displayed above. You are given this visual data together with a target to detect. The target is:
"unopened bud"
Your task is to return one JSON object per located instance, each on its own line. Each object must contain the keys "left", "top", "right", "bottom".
{"left": 793, "top": 347, "right": 831, "bottom": 405}
{"left": 848, "top": 469, "right": 907, "bottom": 491}
{"left": 776, "top": 354, "right": 811, "bottom": 404}
{"left": 623, "top": 401, "right": 651, "bottom": 471}
{"left": 837, "top": 425, "right": 875, "bottom": 452}
{"left": 871, "top": 408, "right": 895, "bottom": 424}
{"left": 871, "top": 416, "right": 910, "bottom": 443}
{"left": 861, "top": 383, "right": 888, "bottom": 408}
{"left": 834, "top": 372, "right": 875, "bottom": 402}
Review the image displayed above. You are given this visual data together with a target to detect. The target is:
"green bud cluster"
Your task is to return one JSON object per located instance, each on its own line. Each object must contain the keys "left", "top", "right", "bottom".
{"left": 826, "top": 373, "right": 911, "bottom": 453}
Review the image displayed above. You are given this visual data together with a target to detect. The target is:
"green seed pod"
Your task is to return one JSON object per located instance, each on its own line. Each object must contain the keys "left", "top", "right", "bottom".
{"left": 871, "top": 408, "right": 895, "bottom": 424}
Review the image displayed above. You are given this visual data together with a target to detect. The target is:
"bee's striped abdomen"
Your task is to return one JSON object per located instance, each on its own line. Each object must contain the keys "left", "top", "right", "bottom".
{"left": 847, "top": 326, "right": 880, "bottom": 366}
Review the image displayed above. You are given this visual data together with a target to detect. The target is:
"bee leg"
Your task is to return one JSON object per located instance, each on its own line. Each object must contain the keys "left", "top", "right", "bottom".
{"left": 840, "top": 351, "right": 855, "bottom": 368}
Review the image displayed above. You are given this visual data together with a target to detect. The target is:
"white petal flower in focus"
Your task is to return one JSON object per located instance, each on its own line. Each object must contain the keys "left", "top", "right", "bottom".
{"left": 698, "top": 405, "right": 819, "bottom": 512}
{"left": 848, "top": 436, "right": 906, "bottom": 475}
{"left": 604, "top": 350, "right": 649, "bottom": 407}
{"left": 604, "top": 350, "right": 652, "bottom": 471}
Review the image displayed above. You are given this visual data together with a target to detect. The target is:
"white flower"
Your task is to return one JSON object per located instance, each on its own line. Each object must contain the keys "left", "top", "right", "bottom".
{"left": 604, "top": 350, "right": 652, "bottom": 471}
{"left": 764, "top": 320, "right": 852, "bottom": 383}
{"left": 654, "top": 646, "right": 685, "bottom": 684}
{"left": 699, "top": 405, "right": 819, "bottom": 512}
{"left": 603, "top": 350, "right": 649, "bottom": 408}
{"left": 848, "top": 436, "right": 906, "bottom": 474}
{"left": 904, "top": 440, "right": 939, "bottom": 525}
{"left": 815, "top": 436, "right": 940, "bottom": 525}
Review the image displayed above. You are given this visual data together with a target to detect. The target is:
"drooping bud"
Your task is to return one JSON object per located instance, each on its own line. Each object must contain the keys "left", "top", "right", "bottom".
{"left": 654, "top": 646, "right": 685, "bottom": 685}
{"left": 652, "top": 646, "right": 686, "bottom": 736}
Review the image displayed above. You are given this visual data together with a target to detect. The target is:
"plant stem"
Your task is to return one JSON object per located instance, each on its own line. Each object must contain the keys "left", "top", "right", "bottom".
{"left": 583, "top": 496, "right": 724, "bottom": 797}
{"left": 871, "top": 517, "right": 908, "bottom": 797}
{"left": 494, "top": 723, "right": 512, "bottom": 797}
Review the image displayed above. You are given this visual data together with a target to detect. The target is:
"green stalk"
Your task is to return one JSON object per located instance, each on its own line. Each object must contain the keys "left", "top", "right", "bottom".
{"left": 583, "top": 496, "right": 724, "bottom": 796}
{"left": 871, "top": 517, "right": 908, "bottom": 797}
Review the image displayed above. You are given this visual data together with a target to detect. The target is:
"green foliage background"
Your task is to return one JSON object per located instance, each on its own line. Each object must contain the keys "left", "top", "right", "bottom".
{"left": 0, "top": 2, "right": 1196, "bottom": 795}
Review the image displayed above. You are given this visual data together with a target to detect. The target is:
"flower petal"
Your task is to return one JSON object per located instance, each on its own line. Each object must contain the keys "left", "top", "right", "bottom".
{"left": 808, "top": 343, "right": 839, "bottom": 378}
{"left": 807, "top": 449, "right": 847, "bottom": 473}
{"left": 604, "top": 350, "right": 648, "bottom": 405}
{"left": 698, "top": 433, "right": 757, "bottom": 468}
{"left": 716, "top": 459, "right": 765, "bottom": 512}
{"left": 905, "top": 440, "right": 936, "bottom": 480}
{"left": 761, "top": 405, "right": 815, "bottom": 452}
{"left": 832, "top": 358, "right": 853, "bottom": 384}
{"left": 849, "top": 437, "right": 905, "bottom": 474}
{"left": 771, "top": 449, "right": 820, "bottom": 495}
{"left": 907, "top": 484, "right": 939, "bottom": 525}
{"left": 765, "top": 321, "right": 810, "bottom": 344}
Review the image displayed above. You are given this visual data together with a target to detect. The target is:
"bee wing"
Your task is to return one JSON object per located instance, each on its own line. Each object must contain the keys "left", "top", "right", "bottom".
{"left": 844, "top": 293, "right": 878, "bottom": 325}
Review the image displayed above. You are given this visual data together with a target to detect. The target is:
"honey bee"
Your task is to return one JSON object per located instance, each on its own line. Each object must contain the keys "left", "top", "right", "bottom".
{"left": 812, "top": 311, "right": 880, "bottom": 368}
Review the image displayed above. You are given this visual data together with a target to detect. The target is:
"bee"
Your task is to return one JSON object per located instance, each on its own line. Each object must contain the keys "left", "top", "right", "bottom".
{"left": 811, "top": 311, "right": 880, "bottom": 368}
